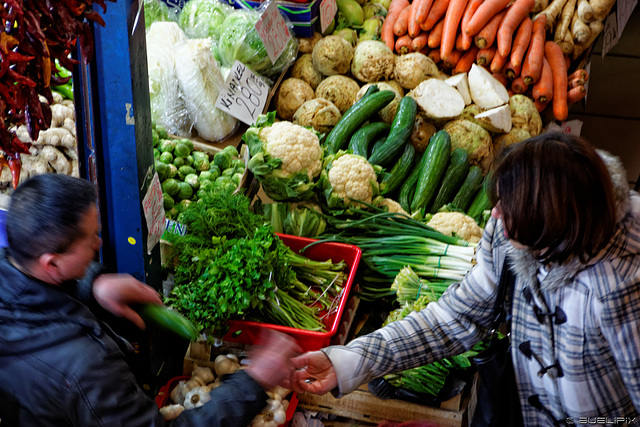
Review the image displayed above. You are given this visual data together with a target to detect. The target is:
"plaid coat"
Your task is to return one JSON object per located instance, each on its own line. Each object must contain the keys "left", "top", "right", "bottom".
{"left": 324, "top": 152, "right": 640, "bottom": 426}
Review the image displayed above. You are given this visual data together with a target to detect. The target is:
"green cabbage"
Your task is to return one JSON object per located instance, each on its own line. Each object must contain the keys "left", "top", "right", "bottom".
{"left": 217, "top": 9, "right": 298, "bottom": 79}
{"left": 178, "top": 0, "right": 233, "bottom": 39}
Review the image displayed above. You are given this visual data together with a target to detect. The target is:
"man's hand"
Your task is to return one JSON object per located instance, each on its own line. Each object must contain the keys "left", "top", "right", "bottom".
{"left": 93, "top": 274, "right": 163, "bottom": 329}
{"left": 286, "top": 351, "right": 338, "bottom": 395}
{"left": 246, "top": 329, "right": 301, "bottom": 391}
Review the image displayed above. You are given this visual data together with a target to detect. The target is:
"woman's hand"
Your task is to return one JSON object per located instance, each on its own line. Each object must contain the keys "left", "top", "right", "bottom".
{"left": 93, "top": 274, "right": 163, "bottom": 329}
{"left": 287, "top": 351, "right": 338, "bottom": 395}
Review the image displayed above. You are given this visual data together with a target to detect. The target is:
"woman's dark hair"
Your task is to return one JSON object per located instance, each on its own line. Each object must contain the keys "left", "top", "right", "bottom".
{"left": 6, "top": 174, "right": 97, "bottom": 265}
{"left": 487, "top": 132, "right": 616, "bottom": 264}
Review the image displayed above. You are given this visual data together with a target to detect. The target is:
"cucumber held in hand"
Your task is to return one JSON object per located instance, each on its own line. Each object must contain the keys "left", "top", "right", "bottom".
{"left": 138, "top": 304, "right": 199, "bottom": 341}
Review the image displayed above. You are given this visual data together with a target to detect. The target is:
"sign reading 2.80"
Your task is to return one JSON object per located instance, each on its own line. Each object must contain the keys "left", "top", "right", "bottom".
{"left": 215, "top": 61, "right": 269, "bottom": 126}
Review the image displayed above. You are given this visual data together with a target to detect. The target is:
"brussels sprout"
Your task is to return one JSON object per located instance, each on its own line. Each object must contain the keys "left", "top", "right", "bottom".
{"left": 177, "top": 181, "right": 194, "bottom": 200}
{"left": 222, "top": 145, "right": 239, "bottom": 157}
{"left": 185, "top": 173, "right": 200, "bottom": 189}
{"left": 167, "top": 207, "right": 179, "bottom": 219}
{"left": 168, "top": 164, "right": 178, "bottom": 179}
{"left": 178, "top": 199, "right": 192, "bottom": 211}
{"left": 156, "top": 125, "right": 169, "bottom": 139}
{"left": 198, "top": 171, "right": 214, "bottom": 182}
{"left": 179, "top": 138, "right": 194, "bottom": 152}
{"left": 178, "top": 165, "right": 197, "bottom": 181}
{"left": 213, "top": 151, "right": 232, "bottom": 171}
{"left": 163, "top": 193, "right": 175, "bottom": 210}
{"left": 186, "top": 155, "right": 194, "bottom": 166}
{"left": 155, "top": 160, "right": 170, "bottom": 181}
{"left": 153, "top": 148, "right": 161, "bottom": 159}
{"left": 231, "top": 172, "right": 243, "bottom": 186}
{"left": 221, "top": 166, "right": 236, "bottom": 177}
{"left": 208, "top": 165, "right": 221, "bottom": 180}
{"left": 162, "top": 178, "right": 180, "bottom": 197}
{"left": 159, "top": 151, "right": 174, "bottom": 164}
{"left": 193, "top": 154, "right": 211, "bottom": 171}
{"left": 231, "top": 158, "right": 245, "bottom": 169}
{"left": 173, "top": 156, "right": 186, "bottom": 168}
{"left": 199, "top": 178, "right": 214, "bottom": 189}
{"left": 160, "top": 139, "right": 176, "bottom": 153}
{"left": 174, "top": 142, "right": 192, "bottom": 158}
{"left": 152, "top": 130, "right": 160, "bottom": 148}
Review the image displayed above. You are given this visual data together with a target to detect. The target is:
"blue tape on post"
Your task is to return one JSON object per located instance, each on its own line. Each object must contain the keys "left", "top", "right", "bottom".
{"left": 0, "top": 209, "right": 7, "bottom": 248}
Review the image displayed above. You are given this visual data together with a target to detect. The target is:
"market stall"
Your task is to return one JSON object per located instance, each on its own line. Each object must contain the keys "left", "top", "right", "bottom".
{"left": 0, "top": 0, "right": 638, "bottom": 425}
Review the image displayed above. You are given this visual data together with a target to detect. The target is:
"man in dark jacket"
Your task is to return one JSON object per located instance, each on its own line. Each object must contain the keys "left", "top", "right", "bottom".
{"left": 0, "top": 173, "right": 298, "bottom": 426}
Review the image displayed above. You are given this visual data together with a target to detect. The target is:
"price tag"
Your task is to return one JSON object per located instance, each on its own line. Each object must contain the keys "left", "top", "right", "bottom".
{"left": 602, "top": 12, "right": 619, "bottom": 58}
{"left": 255, "top": 2, "right": 292, "bottom": 65}
{"left": 142, "top": 171, "right": 165, "bottom": 255}
{"left": 320, "top": 0, "right": 338, "bottom": 34}
{"left": 617, "top": 0, "right": 637, "bottom": 35}
{"left": 215, "top": 60, "right": 270, "bottom": 126}
{"left": 547, "top": 120, "right": 583, "bottom": 136}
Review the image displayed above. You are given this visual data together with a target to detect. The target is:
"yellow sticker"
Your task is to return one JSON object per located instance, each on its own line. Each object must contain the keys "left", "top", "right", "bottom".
{"left": 128, "top": 237, "right": 136, "bottom": 245}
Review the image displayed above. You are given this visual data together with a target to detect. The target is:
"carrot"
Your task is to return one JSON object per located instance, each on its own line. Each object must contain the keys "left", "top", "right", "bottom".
{"left": 492, "top": 70, "right": 510, "bottom": 87}
{"left": 396, "top": 34, "right": 414, "bottom": 54}
{"left": 428, "top": 18, "right": 446, "bottom": 48}
{"left": 521, "top": 15, "right": 547, "bottom": 85}
{"left": 464, "top": 0, "right": 512, "bottom": 36}
{"left": 534, "top": 98, "right": 549, "bottom": 112}
{"left": 415, "top": 0, "right": 436, "bottom": 23}
{"left": 568, "top": 77, "right": 584, "bottom": 89}
{"left": 477, "top": 46, "right": 497, "bottom": 65}
{"left": 460, "top": 0, "right": 484, "bottom": 48}
{"left": 568, "top": 69, "right": 589, "bottom": 84}
{"left": 453, "top": 45, "right": 480, "bottom": 74}
{"left": 394, "top": 6, "right": 411, "bottom": 36}
{"left": 408, "top": 0, "right": 422, "bottom": 37}
{"left": 422, "top": 0, "right": 451, "bottom": 30}
{"left": 441, "top": 0, "right": 469, "bottom": 60}
{"left": 490, "top": 49, "right": 508, "bottom": 74}
{"left": 420, "top": 46, "right": 431, "bottom": 55}
{"left": 511, "top": 76, "right": 529, "bottom": 93}
{"left": 412, "top": 31, "right": 431, "bottom": 51}
{"left": 456, "top": 32, "right": 466, "bottom": 50}
{"left": 382, "top": 0, "right": 410, "bottom": 51}
{"left": 443, "top": 49, "right": 463, "bottom": 69}
{"left": 545, "top": 40, "right": 568, "bottom": 121}
{"left": 474, "top": 10, "right": 506, "bottom": 49}
{"left": 504, "top": 17, "right": 533, "bottom": 78}
{"left": 567, "top": 84, "right": 586, "bottom": 105}
{"left": 532, "top": 57, "right": 553, "bottom": 103}
{"left": 497, "top": 0, "right": 535, "bottom": 57}
{"left": 428, "top": 48, "right": 442, "bottom": 63}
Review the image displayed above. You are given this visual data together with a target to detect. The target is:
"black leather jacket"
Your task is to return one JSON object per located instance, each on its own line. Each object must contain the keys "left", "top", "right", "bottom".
{"left": 0, "top": 248, "right": 268, "bottom": 426}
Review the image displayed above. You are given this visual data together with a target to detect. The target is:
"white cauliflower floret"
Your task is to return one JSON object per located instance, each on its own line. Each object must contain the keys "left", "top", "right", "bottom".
{"left": 328, "top": 154, "right": 377, "bottom": 206}
{"left": 259, "top": 121, "right": 322, "bottom": 180}
{"left": 427, "top": 212, "right": 483, "bottom": 243}
{"left": 377, "top": 198, "right": 409, "bottom": 216}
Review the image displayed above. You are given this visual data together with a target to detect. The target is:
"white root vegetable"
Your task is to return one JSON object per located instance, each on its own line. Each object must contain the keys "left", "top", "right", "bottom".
{"left": 467, "top": 64, "right": 509, "bottom": 109}
{"left": 571, "top": 14, "right": 591, "bottom": 44}
{"left": 51, "top": 91, "right": 64, "bottom": 105}
{"left": 409, "top": 79, "right": 466, "bottom": 120}
{"left": 555, "top": 0, "right": 577, "bottom": 42}
{"left": 577, "top": 0, "right": 594, "bottom": 22}
{"left": 533, "top": 0, "right": 550, "bottom": 13}
{"left": 555, "top": 21, "right": 575, "bottom": 55}
{"left": 159, "top": 404, "right": 185, "bottom": 420}
{"left": 591, "top": 0, "right": 616, "bottom": 20}
{"left": 535, "top": 0, "right": 569, "bottom": 30}
{"left": 62, "top": 118, "right": 76, "bottom": 137}
{"left": 50, "top": 103, "right": 75, "bottom": 128}
{"left": 40, "top": 146, "right": 71, "bottom": 175}
{"left": 445, "top": 73, "right": 472, "bottom": 105}
{"left": 191, "top": 366, "right": 215, "bottom": 384}
{"left": 572, "top": 20, "right": 603, "bottom": 59}
{"left": 474, "top": 105, "right": 513, "bottom": 133}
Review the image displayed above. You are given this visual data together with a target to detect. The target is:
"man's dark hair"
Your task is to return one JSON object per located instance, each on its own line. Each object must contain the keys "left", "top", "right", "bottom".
{"left": 6, "top": 174, "right": 97, "bottom": 265}
{"left": 488, "top": 132, "right": 616, "bottom": 264}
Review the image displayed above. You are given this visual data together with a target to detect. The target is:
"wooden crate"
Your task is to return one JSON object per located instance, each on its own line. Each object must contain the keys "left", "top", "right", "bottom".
{"left": 296, "top": 374, "right": 478, "bottom": 427}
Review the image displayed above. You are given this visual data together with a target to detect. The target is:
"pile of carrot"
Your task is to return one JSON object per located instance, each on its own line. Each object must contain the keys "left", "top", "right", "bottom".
{"left": 380, "top": 0, "right": 590, "bottom": 121}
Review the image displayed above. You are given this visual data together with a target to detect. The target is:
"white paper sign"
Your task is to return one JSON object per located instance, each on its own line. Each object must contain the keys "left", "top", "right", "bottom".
{"left": 547, "top": 120, "right": 583, "bottom": 136}
{"left": 142, "top": 171, "right": 165, "bottom": 255}
{"left": 602, "top": 12, "right": 619, "bottom": 58}
{"left": 215, "top": 60, "right": 270, "bottom": 126}
{"left": 320, "top": 0, "right": 338, "bottom": 34}
{"left": 255, "top": 2, "right": 292, "bottom": 65}
{"left": 617, "top": 0, "right": 637, "bottom": 35}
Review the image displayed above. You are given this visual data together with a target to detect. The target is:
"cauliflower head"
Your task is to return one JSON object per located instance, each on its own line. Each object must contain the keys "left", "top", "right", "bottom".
{"left": 427, "top": 211, "right": 483, "bottom": 243}
{"left": 320, "top": 151, "right": 381, "bottom": 209}
{"left": 245, "top": 112, "right": 323, "bottom": 201}
{"left": 377, "top": 198, "right": 409, "bottom": 216}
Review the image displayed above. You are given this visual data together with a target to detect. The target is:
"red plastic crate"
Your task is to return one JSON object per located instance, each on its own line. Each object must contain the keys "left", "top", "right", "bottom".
{"left": 223, "top": 233, "right": 362, "bottom": 351}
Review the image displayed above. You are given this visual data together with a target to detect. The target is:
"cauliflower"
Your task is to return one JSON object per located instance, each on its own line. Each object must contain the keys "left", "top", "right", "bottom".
{"left": 319, "top": 151, "right": 381, "bottom": 209}
{"left": 377, "top": 198, "right": 409, "bottom": 215}
{"left": 245, "top": 112, "right": 323, "bottom": 201}
{"left": 427, "top": 212, "right": 483, "bottom": 243}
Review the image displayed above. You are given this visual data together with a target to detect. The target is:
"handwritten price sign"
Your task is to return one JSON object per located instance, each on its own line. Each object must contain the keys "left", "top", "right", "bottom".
{"left": 320, "top": 0, "right": 337, "bottom": 33}
{"left": 255, "top": 2, "right": 292, "bottom": 65}
{"left": 215, "top": 61, "right": 270, "bottom": 126}
{"left": 142, "top": 171, "right": 165, "bottom": 254}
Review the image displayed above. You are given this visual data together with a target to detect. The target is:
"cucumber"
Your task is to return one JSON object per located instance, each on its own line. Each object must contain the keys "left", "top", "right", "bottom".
{"left": 398, "top": 155, "right": 423, "bottom": 213}
{"left": 381, "top": 142, "right": 416, "bottom": 196}
{"left": 466, "top": 175, "right": 493, "bottom": 219}
{"left": 324, "top": 90, "right": 396, "bottom": 154}
{"left": 430, "top": 148, "right": 469, "bottom": 213}
{"left": 368, "top": 96, "right": 418, "bottom": 167}
{"left": 138, "top": 304, "right": 199, "bottom": 341}
{"left": 410, "top": 130, "right": 451, "bottom": 214}
{"left": 348, "top": 122, "right": 390, "bottom": 157}
{"left": 452, "top": 165, "right": 484, "bottom": 212}
{"left": 369, "top": 135, "right": 388, "bottom": 158}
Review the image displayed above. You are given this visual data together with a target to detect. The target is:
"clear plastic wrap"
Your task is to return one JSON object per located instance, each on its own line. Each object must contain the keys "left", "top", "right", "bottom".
{"left": 216, "top": 2, "right": 299, "bottom": 81}
{"left": 144, "top": 0, "right": 179, "bottom": 29}
{"left": 146, "top": 22, "right": 192, "bottom": 137}
{"left": 177, "top": 0, "right": 234, "bottom": 39}
{"left": 173, "top": 38, "right": 238, "bottom": 142}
